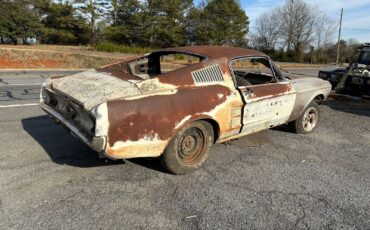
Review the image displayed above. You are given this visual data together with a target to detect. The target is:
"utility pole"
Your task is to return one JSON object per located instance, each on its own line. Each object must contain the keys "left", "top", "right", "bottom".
{"left": 336, "top": 8, "right": 343, "bottom": 66}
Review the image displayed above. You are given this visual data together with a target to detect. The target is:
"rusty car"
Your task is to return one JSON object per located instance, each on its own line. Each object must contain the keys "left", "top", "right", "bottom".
{"left": 40, "top": 46, "right": 331, "bottom": 174}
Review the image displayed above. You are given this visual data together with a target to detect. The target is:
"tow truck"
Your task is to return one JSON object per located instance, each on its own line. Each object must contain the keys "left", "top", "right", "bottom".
{"left": 318, "top": 43, "right": 370, "bottom": 96}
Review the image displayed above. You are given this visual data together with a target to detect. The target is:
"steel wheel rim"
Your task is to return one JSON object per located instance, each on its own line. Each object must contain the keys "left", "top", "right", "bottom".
{"left": 178, "top": 127, "right": 206, "bottom": 165}
{"left": 302, "top": 107, "right": 318, "bottom": 132}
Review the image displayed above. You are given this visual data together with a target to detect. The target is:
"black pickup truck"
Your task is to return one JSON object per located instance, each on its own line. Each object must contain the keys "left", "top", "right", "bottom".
{"left": 318, "top": 43, "right": 370, "bottom": 96}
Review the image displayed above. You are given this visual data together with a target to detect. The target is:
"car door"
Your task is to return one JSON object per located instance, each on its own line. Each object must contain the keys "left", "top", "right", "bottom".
{"left": 231, "top": 57, "right": 296, "bottom": 135}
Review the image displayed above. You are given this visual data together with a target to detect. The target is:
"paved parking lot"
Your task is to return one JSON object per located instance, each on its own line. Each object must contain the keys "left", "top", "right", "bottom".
{"left": 0, "top": 70, "right": 369, "bottom": 229}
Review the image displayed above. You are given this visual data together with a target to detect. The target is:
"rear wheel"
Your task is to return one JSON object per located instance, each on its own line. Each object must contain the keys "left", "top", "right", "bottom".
{"left": 160, "top": 121, "right": 213, "bottom": 174}
{"left": 290, "top": 101, "right": 320, "bottom": 134}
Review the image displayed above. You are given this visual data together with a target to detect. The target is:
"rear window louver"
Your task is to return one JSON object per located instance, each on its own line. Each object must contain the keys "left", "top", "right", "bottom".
{"left": 192, "top": 64, "right": 224, "bottom": 84}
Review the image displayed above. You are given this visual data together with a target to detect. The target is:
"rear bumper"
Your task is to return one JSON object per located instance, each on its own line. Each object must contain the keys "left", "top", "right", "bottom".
{"left": 40, "top": 101, "right": 106, "bottom": 153}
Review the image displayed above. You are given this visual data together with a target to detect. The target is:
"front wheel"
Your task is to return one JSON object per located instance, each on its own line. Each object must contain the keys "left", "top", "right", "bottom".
{"left": 160, "top": 121, "right": 214, "bottom": 174}
{"left": 289, "top": 101, "right": 320, "bottom": 134}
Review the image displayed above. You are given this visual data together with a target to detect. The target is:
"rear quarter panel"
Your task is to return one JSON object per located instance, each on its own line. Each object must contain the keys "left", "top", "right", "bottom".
{"left": 104, "top": 58, "right": 244, "bottom": 159}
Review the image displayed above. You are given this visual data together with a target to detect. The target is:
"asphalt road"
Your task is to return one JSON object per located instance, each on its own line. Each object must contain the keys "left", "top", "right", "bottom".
{"left": 0, "top": 70, "right": 369, "bottom": 229}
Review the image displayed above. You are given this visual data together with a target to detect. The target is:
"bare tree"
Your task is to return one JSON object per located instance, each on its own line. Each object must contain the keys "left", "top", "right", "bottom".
{"left": 277, "top": 0, "right": 316, "bottom": 61}
{"left": 314, "top": 11, "right": 337, "bottom": 62}
{"left": 341, "top": 38, "right": 360, "bottom": 64}
{"left": 251, "top": 0, "right": 338, "bottom": 62}
{"left": 250, "top": 9, "right": 280, "bottom": 52}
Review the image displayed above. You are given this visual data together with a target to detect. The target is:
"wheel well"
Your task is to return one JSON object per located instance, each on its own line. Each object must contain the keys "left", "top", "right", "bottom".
{"left": 314, "top": 94, "right": 325, "bottom": 104}
{"left": 200, "top": 119, "right": 220, "bottom": 143}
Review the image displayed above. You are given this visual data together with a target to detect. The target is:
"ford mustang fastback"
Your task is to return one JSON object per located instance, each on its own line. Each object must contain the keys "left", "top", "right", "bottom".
{"left": 40, "top": 46, "right": 331, "bottom": 174}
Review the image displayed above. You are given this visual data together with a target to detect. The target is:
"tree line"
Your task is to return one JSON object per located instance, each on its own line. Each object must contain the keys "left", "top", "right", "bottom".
{"left": 0, "top": 0, "right": 360, "bottom": 63}
{"left": 0, "top": 0, "right": 249, "bottom": 47}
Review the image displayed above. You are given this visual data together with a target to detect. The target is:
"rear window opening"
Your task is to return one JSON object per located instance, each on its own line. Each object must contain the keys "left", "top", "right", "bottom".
{"left": 129, "top": 52, "right": 204, "bottom": 79}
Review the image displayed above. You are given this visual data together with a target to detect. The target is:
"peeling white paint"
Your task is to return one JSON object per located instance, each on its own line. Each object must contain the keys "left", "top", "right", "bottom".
{"left": 136, "top": 78, "right": 177, "bottom": 94}
{"left": 119, "top": 78, "right": 179, "bottom": 100}
{"left": 108, "top": 134, "right": 168, "bottom": 158}
{"left": 240, "top": 83, "right": 296, "bottom": 135}
{"left": 124, "top": 89, "right": 178, "bottom": 100}
{"left": 217, "top": 93, "right": 224, "bottom": 99}
{"left": 175, "top": 115, "right": 192, "bottom": 129}
{"left": 92, "top": 102, "right": 109, "bottom": 137}
{"left": 51, "top": 70, "right": 142, "bottom": 110}
{"left": 202, "top": 93, "right": 236, "bottom": 118}
{"left": 40, "top": 78, "right": 51, "bottom": 103}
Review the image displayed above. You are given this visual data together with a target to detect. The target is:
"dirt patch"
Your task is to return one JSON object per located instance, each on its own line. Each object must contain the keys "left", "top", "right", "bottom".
{"left": 0, "top": 58, "right": 23, "bottom": 68}
{"left": 0, "top": 45, "right": 133, "bottom": 69}
{"left": 0, "top": 57, "right": 63, "bottom": 69}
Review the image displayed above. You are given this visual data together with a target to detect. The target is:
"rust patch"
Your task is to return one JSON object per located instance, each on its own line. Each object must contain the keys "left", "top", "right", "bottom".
{"left": 157, "top": 57, "right": 234, "bottom": 88}
{"left": 50, "top": 75, "right": 66, "bottom": 80}
{"left": 247, "top": 83, "right": 293, "bottom": 99}
{"left": 157, "top": 61, "right": 206, "bottom": 86}
{"left": 96, "top": 57, "right": 143, "bottom": 81}
{"left": 106, "top": 85, "right": 232, "bottom": 145}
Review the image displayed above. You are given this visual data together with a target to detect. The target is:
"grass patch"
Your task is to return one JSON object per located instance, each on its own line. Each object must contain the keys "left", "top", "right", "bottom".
{"left": 95, "top": 42, "right": 153, "bottom": 54}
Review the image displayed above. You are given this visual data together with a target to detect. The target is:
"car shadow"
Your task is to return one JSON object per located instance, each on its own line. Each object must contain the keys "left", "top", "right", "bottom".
{"left": 128, "top": 158, "right": 168, "bottom": 174}
{"left": 21, "top": 115, "right": 125, "bottom": 168}
{"left": 324, "top": 95, "right": 370, "bottom": 118}
{"left": 271, "top": 124, "right": 293, "bottom": 133}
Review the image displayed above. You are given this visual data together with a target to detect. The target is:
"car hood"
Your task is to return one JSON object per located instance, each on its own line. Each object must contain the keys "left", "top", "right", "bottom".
{"left": 288, "top": 77, "right": 331, "bottom": 94}
{"left": 49, "top": 70, "right": 143, "bottom": 110}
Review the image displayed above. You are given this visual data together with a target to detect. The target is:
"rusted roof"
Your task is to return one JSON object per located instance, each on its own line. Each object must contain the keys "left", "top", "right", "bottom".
{"left": 160, "top": 45, "right": 267, "bottom": 60}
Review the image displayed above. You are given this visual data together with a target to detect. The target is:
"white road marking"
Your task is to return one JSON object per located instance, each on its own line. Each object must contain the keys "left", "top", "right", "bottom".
{"left": 0, "top": 83, "right": 42, "bottom": 86}
{"left": 0, "top": 103, "right": 39, "bottom": 108}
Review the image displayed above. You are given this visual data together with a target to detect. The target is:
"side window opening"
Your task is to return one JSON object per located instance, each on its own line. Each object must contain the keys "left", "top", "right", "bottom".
{"left": 231, "top": 57, "right": 276, "bottom": 87}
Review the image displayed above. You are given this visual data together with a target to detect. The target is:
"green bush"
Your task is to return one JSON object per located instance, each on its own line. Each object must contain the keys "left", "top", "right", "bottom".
{"left": 95, "top": 42, "right": 153, "bottom": 54}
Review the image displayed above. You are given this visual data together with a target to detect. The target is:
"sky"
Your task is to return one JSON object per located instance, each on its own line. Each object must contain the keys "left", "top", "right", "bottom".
{"left": 195, "top": 0, "right": 370, "bottom": 43}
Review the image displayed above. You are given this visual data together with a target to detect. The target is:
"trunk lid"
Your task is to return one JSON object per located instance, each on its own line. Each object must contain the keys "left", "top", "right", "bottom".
{"left": 50, "top": 70, "right": 142, "bottom": 110}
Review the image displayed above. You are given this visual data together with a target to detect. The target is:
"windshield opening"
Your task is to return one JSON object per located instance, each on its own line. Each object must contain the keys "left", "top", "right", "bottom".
{"left": 358, "top": 50, "right": 370, "bottom": 65}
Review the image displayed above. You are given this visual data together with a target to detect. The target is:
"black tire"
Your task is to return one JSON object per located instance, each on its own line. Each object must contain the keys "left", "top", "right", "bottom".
{"left": 289, "top": 101, "right": 320, "bottom": 134}
{"left": 160, "top": 121, "right": 214, "bottom": 174}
